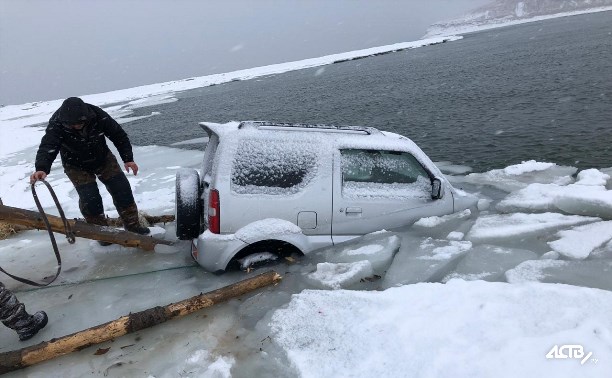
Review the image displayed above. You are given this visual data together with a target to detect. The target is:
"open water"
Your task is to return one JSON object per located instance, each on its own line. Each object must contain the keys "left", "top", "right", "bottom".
{"left": 124, "top": 11, "right": 612, "bottom": 172}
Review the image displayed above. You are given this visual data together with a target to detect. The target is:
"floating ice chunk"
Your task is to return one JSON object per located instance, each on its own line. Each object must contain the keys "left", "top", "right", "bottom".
{"left": 308, "top": 261, "right": 374, "bottom": 289}
{"left": 382, "top": 237, "right": 471, "bottom": 288}
{"left": 496, "top": 176, "right": 612, "bottom": 218}
{"left": 444, "top": 245, "right": 537, "bottom": 282}
{"left": 346, "top": 244, "right": 384, "bottom": 256}
{"left": 326, "top": 234, "right": 400, "bottom": 271}
{"left": 503, "top": 161, "right": 555, "bottom": 175}
{"left": 417, "top": 240, "right": 472, "bottom": 260}
{"left": 540, "top": 251, "right": 560, "bottom": 260}
{"left": 506, "top": 260, "right": 612, "bottom": 290}
{"left": 466, "top": 213, "right": 599, "bottom": 242}
{"left": 553, "top": 189, "right": 612, "bottom": 219}
{"left": 496, "top": 183, "right": 564, "bottom": 213}
{"left": 505, "top": 260, "right": 567, "bottom": 283}
{"left": 575, "top": 168, "right": 610, "bottom": 186}
{"left": 460, "top": 160, "right": 576, "bottom": 192}
{"left": 443, "top": 272, "right": 493, "bottom": 281}
{"left": 548, "top": 221, "right": 612, "bottom": 259}
{"left": 446, "top": 231, "right": 464, "bottom": 241}
{"left": 477, "top": 198, "right": 491, "bottom": 211}
{"left": 603, "top": 167, "right": 612, "bottom": 189}
{"left": 414, "top": 209, "right": 471, "bottom": 227}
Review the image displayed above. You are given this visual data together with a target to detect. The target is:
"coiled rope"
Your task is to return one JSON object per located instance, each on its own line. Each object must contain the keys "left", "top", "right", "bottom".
{"left": 0, "top": 180, "right": 74, "bottom": 286}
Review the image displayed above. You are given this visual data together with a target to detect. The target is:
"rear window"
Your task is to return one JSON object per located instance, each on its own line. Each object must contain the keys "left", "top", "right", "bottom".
{"left": 232, "top": 140, "right": 317, "bottom": 195}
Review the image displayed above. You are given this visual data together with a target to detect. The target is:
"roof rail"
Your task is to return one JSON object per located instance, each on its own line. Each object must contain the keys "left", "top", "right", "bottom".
{"left": 238, "top": 121, "right": 378, "bottom": 135}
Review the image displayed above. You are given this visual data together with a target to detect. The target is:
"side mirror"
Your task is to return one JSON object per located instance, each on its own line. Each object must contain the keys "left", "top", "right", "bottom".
{"left": 431, "top": 178, "right": 443, "bottom": 199}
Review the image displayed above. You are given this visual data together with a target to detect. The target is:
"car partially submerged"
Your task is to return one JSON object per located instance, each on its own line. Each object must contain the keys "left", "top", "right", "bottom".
{"left": 176, "top": 121, "right": 477, "bottom": 273}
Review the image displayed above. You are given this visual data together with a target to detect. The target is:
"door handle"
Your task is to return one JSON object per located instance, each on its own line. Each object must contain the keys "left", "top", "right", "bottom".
{"left": 345, "top": 207, "right": 362, "bottom": 214}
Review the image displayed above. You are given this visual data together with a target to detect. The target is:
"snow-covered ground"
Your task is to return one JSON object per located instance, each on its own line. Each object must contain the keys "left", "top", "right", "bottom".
{"left": 1, "top": 10, "right": 612, "bottom": 378}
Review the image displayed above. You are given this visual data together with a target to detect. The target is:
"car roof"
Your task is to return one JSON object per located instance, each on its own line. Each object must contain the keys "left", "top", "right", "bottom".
{"left": 199, "top": 121, "right": 445, "bottom": 178}
{"left": 199, "top": 120, "right": 418, "bottom": 149}
{"left": 199, "top": 120, "right": 394, "bottom": 139}
{"left": 237, "top": 121, "right": 384, "bottom": 135}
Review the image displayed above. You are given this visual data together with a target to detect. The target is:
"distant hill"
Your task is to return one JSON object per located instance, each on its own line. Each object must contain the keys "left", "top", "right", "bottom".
{"left": 425, "top": 0, "right": 612, "bottom": 37}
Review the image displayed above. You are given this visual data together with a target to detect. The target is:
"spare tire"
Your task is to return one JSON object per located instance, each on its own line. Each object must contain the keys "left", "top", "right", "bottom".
{"left": 175, "top": 168, "right": 201, "bottom": 239}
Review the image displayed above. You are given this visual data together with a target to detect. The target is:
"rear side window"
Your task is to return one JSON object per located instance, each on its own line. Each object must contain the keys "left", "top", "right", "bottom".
{"left": 232, "top": 140, "right": 317, "bottom": 195}
{"left": 341, "top": 149, "right": 431, "bottom": 198}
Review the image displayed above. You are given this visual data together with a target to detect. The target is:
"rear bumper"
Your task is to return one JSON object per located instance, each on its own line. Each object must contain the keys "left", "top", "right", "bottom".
{"left": 192, "top": 231, "right": 248, "bottom": 272}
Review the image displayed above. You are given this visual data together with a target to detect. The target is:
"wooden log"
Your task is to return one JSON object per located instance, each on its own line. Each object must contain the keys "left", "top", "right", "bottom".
{"left": 105, "top": 214, "right": 175, "bottom": 227}
{"left": 0, "top": 270, "right": 282, "bottom": 374}
{"left": 1, "top": 215, "right": 175, "bottom": 237}
{"left": 0, "top": 204, "right": 172, "bottom": 251}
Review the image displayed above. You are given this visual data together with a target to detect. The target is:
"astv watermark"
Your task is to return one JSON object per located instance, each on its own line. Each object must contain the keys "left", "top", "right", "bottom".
{"left": 546, "top": 345, "right": 598, "bottom": 365}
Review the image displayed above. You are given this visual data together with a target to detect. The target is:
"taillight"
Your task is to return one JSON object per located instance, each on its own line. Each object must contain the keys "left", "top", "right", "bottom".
{"left": 208, "top": 189, "right": 220, "bottom": 234}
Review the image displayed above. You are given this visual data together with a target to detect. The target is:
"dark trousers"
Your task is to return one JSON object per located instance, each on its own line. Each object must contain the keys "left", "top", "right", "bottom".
{"left": 63, "top": 152, "right": 137, "bottom": 223}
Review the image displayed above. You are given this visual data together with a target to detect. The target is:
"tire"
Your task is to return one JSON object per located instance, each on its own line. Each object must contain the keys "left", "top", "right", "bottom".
{"left": 175, "top": 168, "right": 201, "bottom": 240}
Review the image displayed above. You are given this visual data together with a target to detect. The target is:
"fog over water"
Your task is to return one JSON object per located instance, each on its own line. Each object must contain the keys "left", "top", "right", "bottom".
{"left": 0, "top": 0, "right": 486, "bottom": 105}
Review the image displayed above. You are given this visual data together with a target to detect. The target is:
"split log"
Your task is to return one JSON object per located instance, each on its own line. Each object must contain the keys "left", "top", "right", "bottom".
{"left": 0, "top": 204, "right": 172, "bottom": 251}
{"left": 0, "top": 270, "right": 282, "bottom": 374}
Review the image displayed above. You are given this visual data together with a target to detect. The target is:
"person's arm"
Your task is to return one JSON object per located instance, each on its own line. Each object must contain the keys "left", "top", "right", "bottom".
{"left": 95, "top": 106, "right": 139, "bottom": 174}
{"left": 31, "top": 124, "right": 62, "bottom": 182}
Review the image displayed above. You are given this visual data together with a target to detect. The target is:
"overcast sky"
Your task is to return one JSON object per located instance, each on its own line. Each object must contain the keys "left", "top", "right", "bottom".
{"left": 0, "top": 0, "right": 487, "bottom": 105}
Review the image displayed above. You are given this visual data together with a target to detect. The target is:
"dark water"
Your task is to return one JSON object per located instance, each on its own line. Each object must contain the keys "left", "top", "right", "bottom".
{"left": 125, "top": 11, "right": 612, "bottom": 172}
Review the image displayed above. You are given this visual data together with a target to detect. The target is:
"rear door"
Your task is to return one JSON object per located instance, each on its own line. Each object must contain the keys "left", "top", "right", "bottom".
{"left": 331, "top": 149, "right": 453, "bottom": 243}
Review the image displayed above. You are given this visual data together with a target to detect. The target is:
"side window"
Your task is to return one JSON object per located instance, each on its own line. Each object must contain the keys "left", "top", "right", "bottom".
{"left": 341, "top": 149, "right": 431, "bottom": 198}
{"left": 232, "top": 140, "right": 317, "bottom": 195}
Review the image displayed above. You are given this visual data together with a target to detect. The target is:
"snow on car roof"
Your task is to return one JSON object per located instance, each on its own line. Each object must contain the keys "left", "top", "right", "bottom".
{"left": 199, "top": 120, "right": 446, "bottom": 179}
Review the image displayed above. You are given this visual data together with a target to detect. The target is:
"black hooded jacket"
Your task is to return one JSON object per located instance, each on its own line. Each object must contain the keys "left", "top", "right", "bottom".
{"left": 34, "top": 99, "right": 134, "bottom": 174}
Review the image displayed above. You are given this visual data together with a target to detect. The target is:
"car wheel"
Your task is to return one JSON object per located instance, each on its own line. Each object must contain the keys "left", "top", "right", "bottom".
{"left": 227, "top": 240, "right": 303, "bottom": 271}
{"left": 175, "top": 168, "right": 201, "bottom": 240}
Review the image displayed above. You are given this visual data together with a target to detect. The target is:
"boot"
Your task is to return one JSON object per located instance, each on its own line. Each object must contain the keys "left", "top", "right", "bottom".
{"left": 119, "top": 204, "right": 150, "bottom": 235}
{"left": 1, "top": 282, "right": 48, "bottom": 341}
{"left": 84, "top": 214, "right": 112, "bottom": 246}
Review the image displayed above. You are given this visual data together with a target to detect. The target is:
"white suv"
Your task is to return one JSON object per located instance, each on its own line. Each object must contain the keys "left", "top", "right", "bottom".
{"left": 175, "top": 121, "right": 477, "bottom": 273}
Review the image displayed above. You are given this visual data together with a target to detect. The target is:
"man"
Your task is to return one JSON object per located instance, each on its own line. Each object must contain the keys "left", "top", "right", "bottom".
{"left": 0, "top": 281, "right": 48, "bottom": 341}
{"left": 30, "top": 97, "right": 149, "bottom": 240}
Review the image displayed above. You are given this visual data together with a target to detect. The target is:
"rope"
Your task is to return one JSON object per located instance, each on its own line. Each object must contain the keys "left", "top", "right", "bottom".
{"left": 0, "top": 180, "right": 74, "bottom": 287}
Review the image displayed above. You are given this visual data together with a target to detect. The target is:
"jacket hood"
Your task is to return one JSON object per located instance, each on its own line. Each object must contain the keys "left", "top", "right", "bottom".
{"left": 58, "top": 97, "right": 94, "bottom": 124}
